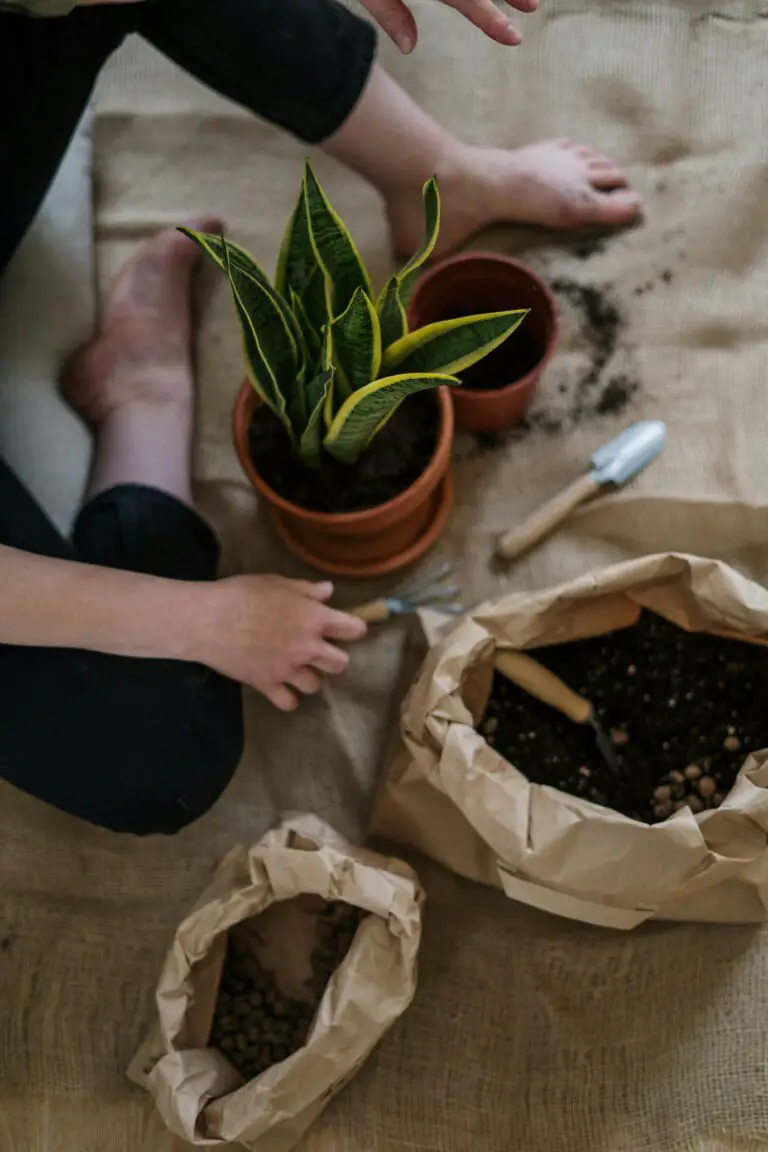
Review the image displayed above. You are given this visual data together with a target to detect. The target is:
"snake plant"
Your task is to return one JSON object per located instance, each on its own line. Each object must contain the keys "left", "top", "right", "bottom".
{"left": 180, "top": 161, "right": 527, "bottom": 468}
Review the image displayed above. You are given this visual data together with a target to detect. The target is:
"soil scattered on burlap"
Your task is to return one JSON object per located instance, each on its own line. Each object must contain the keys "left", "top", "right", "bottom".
{"left": 480, "top": 611, "right": 768, "bottom": 825}
{"left": 210, "top": 901, "right": 363, "bottom": 1081}
{"left": 468, "top": 277, "right": 640, "bottom": 455}
{"left": 249, "top": 393, "right": 438, "bottom": 513}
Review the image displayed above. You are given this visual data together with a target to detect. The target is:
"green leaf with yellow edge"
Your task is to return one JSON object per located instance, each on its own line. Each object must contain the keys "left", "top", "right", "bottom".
{"left": 180, "top": 229, "right": 303, "bottom": 369}
{"left": 382, "top": 310, "right": 528, "bottom": 378}
{"left": 298, "top": 368, "right": 334, "bottom": 470}
{"left": 319, "top": 322, "right": 337, "bottom": 426}
{"left": 290, "top": 287, "right": 322, "bottom": 364}
{"left": 218, "top": 238, "right": 293, "bottom": 437}
{"left": 331, "top": 288, "right": 381, "bottom": 400}
{"left": 276, "top": 189, "right": 331, "bottom": 346}
{"left": 303, "top": 161, "right": 372, "bottom": 317}
{"left": 397, "top": 177, "right": 441, "bottom": 304}
{"left": 323, "top": 372, "right": 456, "bottom": 466}
{"left": 276, "top": 182, "right": 318, "bottom": 299}
{"left": 377, "top": 274, "right": 407, "bottom": 350}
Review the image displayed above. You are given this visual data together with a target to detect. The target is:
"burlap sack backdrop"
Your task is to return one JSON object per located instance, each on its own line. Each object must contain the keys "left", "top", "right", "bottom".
{"left": 128, "top": 814, "right": 423, "bottom": 1152}
{"left": 371, "top": 554, "right": 768, "bottom": 930}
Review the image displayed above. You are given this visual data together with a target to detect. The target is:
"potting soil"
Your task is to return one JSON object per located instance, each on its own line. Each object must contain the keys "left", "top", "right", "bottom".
{"left": 249, "top": 392, "right": 438, "bottom": 513}
{"left": 481, "top": 611, "right": 768, "bottom": 824}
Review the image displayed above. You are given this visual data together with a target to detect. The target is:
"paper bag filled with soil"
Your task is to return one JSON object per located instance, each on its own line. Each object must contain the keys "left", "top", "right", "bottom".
{"left": 128, "top": 814, "right": 423, "bottom": 1151}
{"left": 370, "top": 553, "right": 768, "bottom": 929}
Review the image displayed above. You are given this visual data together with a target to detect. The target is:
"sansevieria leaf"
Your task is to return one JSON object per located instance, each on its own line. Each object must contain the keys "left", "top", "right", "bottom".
{"left": 331, "top": 288, "right": 381, "bottom": 401}
{"left": 303, "top": 161, "right": 373, "bottom": 317}
{"left": 298, "top": 368, "right": 334, "bottom": 470}
{"left": 382, "top": 310, "right": 528, "bottom": 378}
{"left": 377, "top": 274, "right": 408, "bottom": 350}
{"left": 396, "top": 177, "right": 441, "bottom": 304}
{"left": 180, "top": 229, "right": 303, "bottom": 369}
{"left": 323, "top": 372, "right": 456, "bottom": 466}
{"left": 219, "top": 239, "right": 293, "bottom": 436}
{"left": 276, "top": 182, "right": 318, "bottom": 299}
{"left": 290, "top": 287, "right": 322, "bottom": 365}
{"left": 275, "top": 187, "right": 331, "bottom": 339}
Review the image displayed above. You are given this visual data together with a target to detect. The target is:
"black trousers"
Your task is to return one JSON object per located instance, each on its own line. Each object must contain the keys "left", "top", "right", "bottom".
{"left": 0, "top": 0, "right": 376, "bottom": 271}
{"left": 0, "top": 0, "right": 376, "bottom": 834}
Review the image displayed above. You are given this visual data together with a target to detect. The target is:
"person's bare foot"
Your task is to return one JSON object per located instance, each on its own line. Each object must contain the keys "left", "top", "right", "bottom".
{"left": 386, "top": 139, "right": 642, "bottom": 260}
{"left": 61, "top": 217, "right": 221, "bottom": 427}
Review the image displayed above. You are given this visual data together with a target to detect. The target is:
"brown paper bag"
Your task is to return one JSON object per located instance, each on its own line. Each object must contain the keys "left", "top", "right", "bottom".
{"left": 128, "top": 814, "right": 423, "bottom": 1151}
{"left": 370, "top": 553, "right": 768, "bottom": 929}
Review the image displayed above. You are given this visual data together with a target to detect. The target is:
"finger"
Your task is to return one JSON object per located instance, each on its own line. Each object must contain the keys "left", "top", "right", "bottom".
{"left": 305, "top": 581, "right": 334, "bottom": 603}
{"left": 309, "top": 642, "right": 350, "bottom": 676}
{"left": 281, "top": 578, "right": 334, "bottom": 601}
{"left": 266, "top": 684, "right": 299, "bottom": 711}
{"left": 359, "top": 0, "right": 418, "bottom": 52}
{"left": 451, "top": 0, "right": 521, "bottom": 44}
{"left": 286, "top": 667, "right": 323, "bottom": 695}
{"left": 318, "top": 608, "right": 369, "bottom": 643}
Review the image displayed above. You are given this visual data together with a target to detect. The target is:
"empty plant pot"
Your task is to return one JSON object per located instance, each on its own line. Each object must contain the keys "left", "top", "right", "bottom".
{"left": 408, "top": 252, "right": 558, "bottom": 433}
{"left": 233, "top": 383, "right": 455, "bottom": 579}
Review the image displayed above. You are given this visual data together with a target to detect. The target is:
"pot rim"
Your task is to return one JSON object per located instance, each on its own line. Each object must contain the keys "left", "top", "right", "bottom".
{"left": 407, "top": 251, "right": 558, "bottom": 401}
{"left": 233, "top": 383, "right": 454, "bottom": 526}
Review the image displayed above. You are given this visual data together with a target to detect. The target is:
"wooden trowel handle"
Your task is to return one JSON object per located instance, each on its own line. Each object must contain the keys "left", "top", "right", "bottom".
{"left": 350, "top": 599, "right": 392, "bottom": 623}
{"left": 496, "top": 473, "right": 601, "bottom": 562}
{"left": 494, "top": 651, "right": 593, "bottom": 725}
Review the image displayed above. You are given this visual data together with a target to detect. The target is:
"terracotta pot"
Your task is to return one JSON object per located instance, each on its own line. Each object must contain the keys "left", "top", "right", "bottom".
{"left": 233, "top": 383, "right": 455, "bottom": 579}
{"left": 407, "top": 252, "right": 558, "bottom": 433}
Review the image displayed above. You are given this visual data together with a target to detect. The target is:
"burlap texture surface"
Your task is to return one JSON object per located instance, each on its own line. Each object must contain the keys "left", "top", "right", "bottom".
{"left": 3, "top": 1, "right": 768, "bottom": 1148}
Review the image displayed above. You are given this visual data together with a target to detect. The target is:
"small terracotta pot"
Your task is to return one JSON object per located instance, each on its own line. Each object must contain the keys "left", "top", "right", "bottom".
{"left": 407, "top": 252, "right": 558, "bottom": 433}
{"left": 233, "top": 383, "right": 455, "bottom": 579}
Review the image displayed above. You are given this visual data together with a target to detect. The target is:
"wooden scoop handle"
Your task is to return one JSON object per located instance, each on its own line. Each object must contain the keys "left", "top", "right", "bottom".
{"left": 496, "top": 473, "right": 601, "bottom": 562}
{"left": 494, "top": 650, "right": 594, "bottom": 725}
{"left": 350, "top": 599, "right": 392, "bottom": 623}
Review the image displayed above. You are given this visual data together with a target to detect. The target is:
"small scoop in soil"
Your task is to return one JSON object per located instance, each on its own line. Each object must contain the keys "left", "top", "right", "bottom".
{"left": 495, "top": 651, "right": 620, "bottom": 776}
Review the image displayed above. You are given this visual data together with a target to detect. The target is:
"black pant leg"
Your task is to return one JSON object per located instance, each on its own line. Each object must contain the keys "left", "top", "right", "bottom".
{"left": 137, "top": 0, "right": 377, "bottom": 144}
{"left": 0, "top": 5, "right": 136, "bottom": 273}
{"left": 0, "top": 470, "right": 243, "bottom": 835}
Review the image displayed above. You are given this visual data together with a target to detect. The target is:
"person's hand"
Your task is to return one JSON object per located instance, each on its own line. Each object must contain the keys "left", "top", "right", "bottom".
{"left": 358, "top": 0, "right": 538, "bottom": 54}
{"left": 191, "top": 575, "right": 367, "bottom": 710}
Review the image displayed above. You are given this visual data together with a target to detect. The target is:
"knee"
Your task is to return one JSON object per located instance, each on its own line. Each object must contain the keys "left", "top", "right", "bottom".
{"left": 92, "top": 670, "right": 245, "bottom": 836}
{"left": 127, "top": 674, "right": 243, "bottom": 836}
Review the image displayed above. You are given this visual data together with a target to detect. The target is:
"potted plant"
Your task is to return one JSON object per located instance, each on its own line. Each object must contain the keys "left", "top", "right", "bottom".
{"left": 181, "top": 163, "right": 527, "bottom": 577}
{"left": 407, "top": 253, "right": 559, "bottom": 434}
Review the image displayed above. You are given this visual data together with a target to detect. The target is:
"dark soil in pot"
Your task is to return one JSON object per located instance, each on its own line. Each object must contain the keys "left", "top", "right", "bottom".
{"left": 480, "top": 611, "right": 768, "bottom": 825}
{"left": 249, "top": 392, "right": 438, "bottom": 514}
{"left": 437, "top": 311, "right": 542, "bottom": 392}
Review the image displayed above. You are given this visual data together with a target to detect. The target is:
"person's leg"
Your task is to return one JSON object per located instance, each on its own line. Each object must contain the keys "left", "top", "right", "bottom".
{"left": 135, "top": 0, "right": 640, "bottom": 262}
{"left": 61, "top": 214, "right": 223, "bottom": 504}
{"left": 322, "top": 66, "right": 644, "bottom": 258}
{"left": 0, "top": 227, "right": 244, "bottom": 835}
{"left": 0, "top": 4, "right": 139, "bottom": 273}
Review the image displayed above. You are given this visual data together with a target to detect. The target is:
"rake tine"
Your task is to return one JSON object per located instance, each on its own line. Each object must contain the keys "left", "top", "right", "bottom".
{"left": 406, "top": 586, "right": 461, "bottom": 607}
{"left": 398, "top": 562, "right": 455, "bottom": 600}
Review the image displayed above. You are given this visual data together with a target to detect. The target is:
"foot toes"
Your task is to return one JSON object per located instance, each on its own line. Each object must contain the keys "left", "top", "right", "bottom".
{"left": 589, "top": 167, "right": 629, "bottom": 190}
{"left": 591, "top": 189, "right": 643, "bottom": 225}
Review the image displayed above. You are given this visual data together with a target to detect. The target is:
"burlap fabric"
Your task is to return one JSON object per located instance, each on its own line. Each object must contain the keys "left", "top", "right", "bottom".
{"left": 3, "top": 1, "right": 768, "bottom": 1148}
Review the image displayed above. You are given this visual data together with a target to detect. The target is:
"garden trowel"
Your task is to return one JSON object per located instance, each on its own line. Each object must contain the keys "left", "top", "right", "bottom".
{"left": 494, "top": 650, "right": 620, "bottom": 776}
{"left": 496, "top": 419, "right": 667, "bottom": 562}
